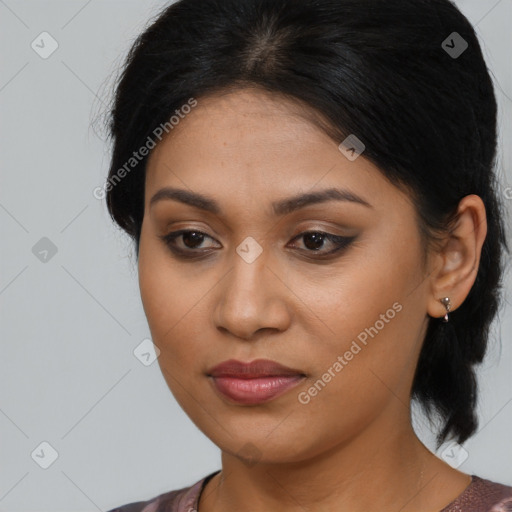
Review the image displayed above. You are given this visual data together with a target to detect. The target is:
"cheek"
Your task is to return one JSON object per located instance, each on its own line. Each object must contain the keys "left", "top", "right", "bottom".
{"left": 138, "top": 232, "right": 189, "bottom": 348}
{"left": 138, "top": 232, "right": 216, "bottom": 374}
{"left": 138, "top": 254, "right": 173, "bottom": 336}
{"left": 299, "top": 231, "right": 424, "bottom": 397}
{"left": 138, "top": 248, "right": 208, "bottom": 412}
{"left": 302, "top": 246, "right": 412, "bottom": 352}
{"left": 287, "top": 284, "right": 421, "bottom": 455}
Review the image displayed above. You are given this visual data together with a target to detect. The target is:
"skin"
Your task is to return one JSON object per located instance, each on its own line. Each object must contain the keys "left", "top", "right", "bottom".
{"left": 138, "top": 87, "right": 487, "bottom": 512}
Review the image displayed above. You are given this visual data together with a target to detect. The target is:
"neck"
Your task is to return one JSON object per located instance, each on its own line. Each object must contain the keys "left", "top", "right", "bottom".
{"left": 199, "top": 408, "right": 469, "bottom": 512}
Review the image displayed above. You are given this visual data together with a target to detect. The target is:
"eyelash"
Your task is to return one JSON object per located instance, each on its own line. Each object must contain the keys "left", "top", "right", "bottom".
{"left": 158, "top": 229, "right": 356, "bottom": 259}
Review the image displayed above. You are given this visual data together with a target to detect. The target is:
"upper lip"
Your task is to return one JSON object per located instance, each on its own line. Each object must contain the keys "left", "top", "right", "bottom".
{"left": 207, "top": 359, "right": 306, "bottom": 378}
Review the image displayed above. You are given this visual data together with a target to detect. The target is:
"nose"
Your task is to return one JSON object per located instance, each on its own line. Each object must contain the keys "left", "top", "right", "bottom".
{"left": 213, "top": 248, "right": 292, "bottom": 341}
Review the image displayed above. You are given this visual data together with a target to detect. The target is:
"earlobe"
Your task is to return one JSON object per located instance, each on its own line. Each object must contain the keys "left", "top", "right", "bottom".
{"left": 427, "top": 194, "right": 488, "bottom": 320}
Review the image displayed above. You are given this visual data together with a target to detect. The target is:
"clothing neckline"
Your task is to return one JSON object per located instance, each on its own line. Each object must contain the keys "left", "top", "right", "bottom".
{"left": 439, "top": 474, "right": 477, "bottom": 511}
{"left": 192, "top": 471, "right": 477, "bottom": 512}
{"left": 194, "top": 469, "right": 221, "bottom": 511}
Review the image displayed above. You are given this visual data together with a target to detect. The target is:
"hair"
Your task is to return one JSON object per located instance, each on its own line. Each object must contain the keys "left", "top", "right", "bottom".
{"left": 104, "top": 0, "right": 509, "bottom": 449}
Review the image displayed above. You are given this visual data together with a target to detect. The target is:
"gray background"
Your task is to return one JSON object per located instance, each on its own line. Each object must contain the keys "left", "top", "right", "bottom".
{"left": 0, "top": 1, "right": 511, "bottom": 511}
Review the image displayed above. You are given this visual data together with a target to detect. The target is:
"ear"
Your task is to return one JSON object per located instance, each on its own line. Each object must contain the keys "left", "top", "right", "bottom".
{"left": 427, "top": 194, "right": 488, "bottom": 320}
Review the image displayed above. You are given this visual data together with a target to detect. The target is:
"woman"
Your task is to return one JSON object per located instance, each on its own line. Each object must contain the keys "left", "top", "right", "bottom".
{"left": 104, "top": 0, "right": 512, "bottom": 510}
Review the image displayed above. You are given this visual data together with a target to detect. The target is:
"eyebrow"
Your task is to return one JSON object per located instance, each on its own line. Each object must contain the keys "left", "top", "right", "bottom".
{"left": 149, "top": 186, "right": 373, "bottom": 215}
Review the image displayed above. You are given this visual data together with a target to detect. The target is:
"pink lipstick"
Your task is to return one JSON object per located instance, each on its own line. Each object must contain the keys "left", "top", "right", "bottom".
{"left": 207, "top": 359, "right": 306, "bottom": 405}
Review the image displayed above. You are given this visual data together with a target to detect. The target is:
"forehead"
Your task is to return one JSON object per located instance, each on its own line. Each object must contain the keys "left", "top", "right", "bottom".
{"left": 144, "top": 88, "right": 413, "bottom": 218}
{"left": 148, "top": 87, "right": 331, "bottom": 164}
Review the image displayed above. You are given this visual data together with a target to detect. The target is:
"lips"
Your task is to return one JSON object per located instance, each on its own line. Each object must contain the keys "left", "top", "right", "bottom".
{"left": 207, "top": 359, "right": 306, "bottom": 405}
{"left": 208, "top": 358, "right": 305, "bottom": 378}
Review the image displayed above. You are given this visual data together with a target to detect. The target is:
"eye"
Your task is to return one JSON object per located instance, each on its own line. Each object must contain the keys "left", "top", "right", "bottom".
{"left": 159, "top": 229, "right": 219, "bottom": 256}
{"left": 288, "top": 231, "right": 356, "bottom": 256}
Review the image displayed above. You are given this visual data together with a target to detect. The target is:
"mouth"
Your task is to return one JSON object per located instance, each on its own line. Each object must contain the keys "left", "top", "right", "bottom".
{"left": 207, "top": 359, "right": 306, "bottom": 405}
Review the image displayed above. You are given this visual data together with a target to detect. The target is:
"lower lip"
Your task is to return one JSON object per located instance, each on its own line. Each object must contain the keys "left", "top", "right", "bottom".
{"left": 210, "top": 375, "right": 305, "bottom": 405}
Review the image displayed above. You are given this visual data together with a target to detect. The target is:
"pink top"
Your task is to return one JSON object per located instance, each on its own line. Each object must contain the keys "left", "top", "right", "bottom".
{"left": 108, "top": 471, "right": 512, "bottom": 512}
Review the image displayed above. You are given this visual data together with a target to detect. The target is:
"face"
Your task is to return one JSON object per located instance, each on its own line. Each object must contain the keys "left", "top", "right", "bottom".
{"left": 138, "top": 88, "right": 433, "bottom": 464}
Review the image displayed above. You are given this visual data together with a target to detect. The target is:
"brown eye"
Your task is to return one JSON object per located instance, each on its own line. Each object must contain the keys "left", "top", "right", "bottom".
{"left": 181, "top": 231, "right": 207, "bottom": 249}
{"left": 302, "top": 232, "right": 328, "bottom": 250}
{"left": 159, "top": 230, "right": 220, "bottom": 255}
{"left": 289, "top": 231, "right": 356, "bottom": 256}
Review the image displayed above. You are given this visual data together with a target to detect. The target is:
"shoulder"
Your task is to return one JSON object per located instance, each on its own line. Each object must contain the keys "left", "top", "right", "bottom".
{"left": 105, "top": 488, "right": 185, "bottom": 512}
{"left": 476, "top": 476, "right": 512, "bottom": 512}
{"left": 106, "top": 470, "right": 219, "bottom": 512}
{"left": 443, "top": 474, "right": 512, "bottom": 512}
